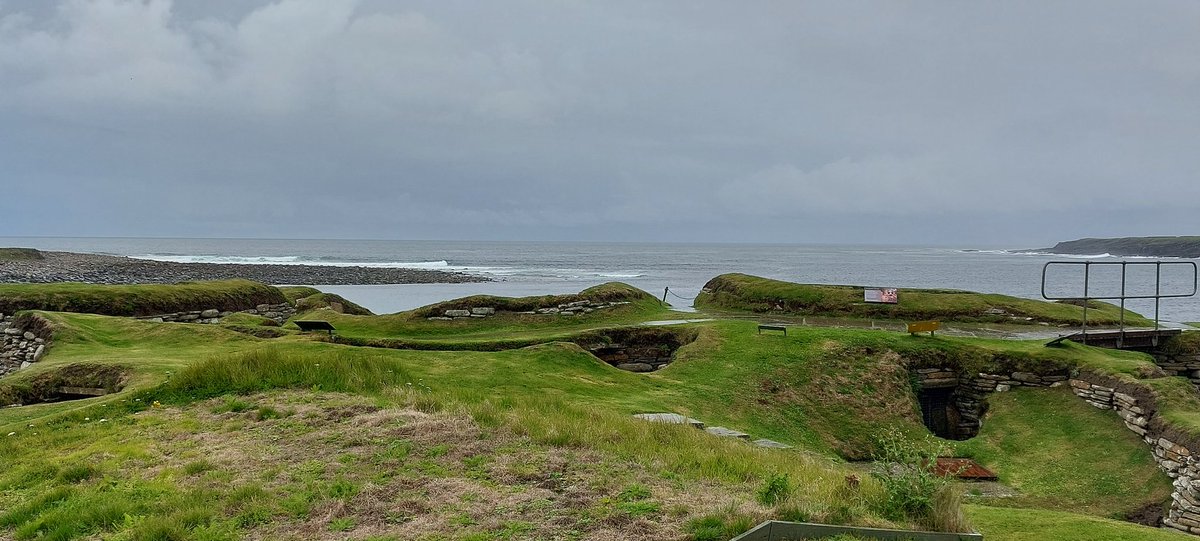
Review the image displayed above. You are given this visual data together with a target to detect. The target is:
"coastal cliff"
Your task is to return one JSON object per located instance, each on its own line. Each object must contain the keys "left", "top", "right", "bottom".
{"left": 1043, "top": 237, "right": 1200, "bottom": 258}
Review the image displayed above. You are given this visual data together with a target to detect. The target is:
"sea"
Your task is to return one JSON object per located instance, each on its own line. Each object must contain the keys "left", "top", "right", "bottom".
{"left": 3, "top": 237, "right": 1198, "bottom": 324}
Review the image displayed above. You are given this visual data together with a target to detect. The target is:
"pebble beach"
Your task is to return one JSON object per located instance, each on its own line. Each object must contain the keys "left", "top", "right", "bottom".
{"left": 0, "top": 251, "right": 487, "bottom": 285}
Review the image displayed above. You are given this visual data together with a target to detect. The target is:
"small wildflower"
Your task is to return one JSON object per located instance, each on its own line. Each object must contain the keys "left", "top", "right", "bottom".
{"left": 6, "top": 432, "right": 14, "bottom": 437}
{"left": 151, "top": 401, "right": 162, "bottom": 408}
{"left": 84, "top": 417, "right": 90, "bottom": 421}
{"left": 99, "top": 419, "right": 108, "bottom": 423}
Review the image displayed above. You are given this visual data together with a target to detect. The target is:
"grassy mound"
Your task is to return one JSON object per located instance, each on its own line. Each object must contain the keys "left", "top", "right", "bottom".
{"left": 411, "top": 282, "right": 657, "bottom": 317}
{"left": 298, "top": 282, "right": 672, "bottom": 346}
{"left": 0, "top": 280, "right": 287, "bottom": 317}
{"left": 696, "top": 273, "right": 1149, "bottom": 326}
{"left": 278, "top": 286, "right": 373, "bottom": 316}
{"left": 0, "top": 248, "right": 44, "bottom": 261}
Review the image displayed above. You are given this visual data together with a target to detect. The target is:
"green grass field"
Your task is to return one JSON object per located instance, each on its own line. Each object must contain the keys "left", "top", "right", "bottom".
{"left": 0, "top": 280, "right": 1197, "bottom": 540}
{"left": 696, "top": 273, "right": 1152, "bottom": 326}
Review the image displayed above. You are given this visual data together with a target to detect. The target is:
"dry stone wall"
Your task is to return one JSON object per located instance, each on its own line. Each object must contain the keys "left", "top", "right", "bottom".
{"left": 1152, "top": 350, "right": 1200, "bottom": 388}
{"left": 137, "top": 302, "right": 294, "bottom": 325}
{"left": 426, "top": 300, "right": 630, "bottom": 321}
{"left": 0, "top": 313, "right": 50, "bottom": 377}
{"left": 1069, "top": 372, "right": 1200, "bottom": 534}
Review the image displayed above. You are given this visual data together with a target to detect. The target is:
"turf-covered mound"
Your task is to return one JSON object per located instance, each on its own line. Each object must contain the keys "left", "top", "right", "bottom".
{"left": 411, "top": 282, "right": 656, "bottom": 318}
{"left": 279, "top": 286, "right": 373, "bottom": 316}
{"left": 696, "top": 273, "right": 1148, "bottom": 326}
{"left": 0, "top": 280, "right": 287, "bottom": 317}
{"left": 0, "top": 248, "right": 44, "bottom": 261}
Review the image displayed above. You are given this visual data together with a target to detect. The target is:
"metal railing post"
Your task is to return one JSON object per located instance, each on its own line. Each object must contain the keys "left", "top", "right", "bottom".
{"left": 1082, "top": 262, "right": 1089, "bottom": 345}
{"left": 1119, "top": 262, "right": 1127, "bottom": 348}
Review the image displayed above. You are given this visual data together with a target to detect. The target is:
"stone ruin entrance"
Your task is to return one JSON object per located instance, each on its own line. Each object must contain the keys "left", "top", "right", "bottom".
{"left": 911, "top": 367, "right": 990, "bottom": 441}
{"left": 573, "top": 327, "right": 699, "bottom": 373}
{"left": 917, "top": 385, "right": 958, "bottom": 439}
{"left": 911, "top": 366, "right": 1071, "bottom": 440}
{"left": 0, "top": 363, "right": 127, "bottom": 407}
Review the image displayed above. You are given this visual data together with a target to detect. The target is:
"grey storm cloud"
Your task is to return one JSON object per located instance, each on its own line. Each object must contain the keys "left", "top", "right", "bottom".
{"left": 1, "top": 0, "right": 1197, "bottom": 244}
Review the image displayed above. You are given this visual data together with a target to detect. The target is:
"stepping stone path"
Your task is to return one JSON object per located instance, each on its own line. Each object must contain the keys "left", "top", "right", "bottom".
{"left": 633, "top": 412, "right": 792, "bottom": 449}
{"left": 632, "top": 413, "right": 704, "bottom": 428}
{"left": 705, "top": 426, "right": 750, "bottom": 439}
{"left": 752, "top": 438, "right": 792, "bottom": 449}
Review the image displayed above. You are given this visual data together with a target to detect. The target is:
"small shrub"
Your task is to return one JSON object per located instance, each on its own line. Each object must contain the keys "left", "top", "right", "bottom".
{"left": 55, "top": 464, "right": 98, "bottom": 484}
{"left": 870, "top": 427, "right": 968, "bottom": 531}
{"left": 183, "top": 461, "right": 216, "bottom": 476}
{"left": 211, "top": 397, "right": 251, "bottom": 414}
{"left": 756, "top": 473, "right": 792, "bottom": 505}
{"left": 617, "top": 500, "right": 660, "bottom": 517}
{"left": 685, "top": 512, "right": 756, "bottom": 541}
{"left": 617, "top": 484, "right": 652, "bottom": 502}
{"left": 254, "top": 406, "right": 285, "bottom": 421}
{"left": 328, "top": 517, "right": 355, "bottom": 532}
{"left": 327, "top": 478, "right": 359, "bottom": 501}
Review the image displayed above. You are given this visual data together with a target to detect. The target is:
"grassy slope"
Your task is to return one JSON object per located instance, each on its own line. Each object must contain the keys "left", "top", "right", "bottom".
{"left": 955, "top": 387, "right": 1172, "bottom": 518}
{"left": 0, "top": 307, "right": 1193, "bottom": 539}
{"left": 695, "top": 273, "right": 1151, "bottom": 326}
{"left": 967, "top": 506, "right": 1191, "bottom": 541}
{"left": 0, "top": 247, "right": 44, "bottom": 260}
{"left": 0, "top": 390, "right": 780, "bottom": 541}
{"left": 0, "top": 280, "right": 286, "bottom": 317}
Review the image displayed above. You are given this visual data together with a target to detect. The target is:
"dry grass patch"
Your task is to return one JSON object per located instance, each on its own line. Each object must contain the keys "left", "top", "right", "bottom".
{"left": 136, "top": 391, "right": 763, "bottom": 540}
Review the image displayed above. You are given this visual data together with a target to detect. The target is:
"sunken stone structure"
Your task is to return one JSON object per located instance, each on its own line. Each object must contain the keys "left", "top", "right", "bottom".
{"left": 427, "top": 301, "right": 630, "bottom": 321}
{"left": 136, "top": 302, "right": 295, "bottom": 325}
{"left": 912, "top": 367, "right": 1069, "bottom": 440}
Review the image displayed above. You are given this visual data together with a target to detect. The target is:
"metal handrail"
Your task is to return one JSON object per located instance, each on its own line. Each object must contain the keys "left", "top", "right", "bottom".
{"left": 1041, "top": 260, "right": 1198, "bottom": 346}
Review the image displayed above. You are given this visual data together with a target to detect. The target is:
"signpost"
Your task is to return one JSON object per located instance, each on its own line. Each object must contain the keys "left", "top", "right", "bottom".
{"left": 907, "top": 321, "right": 940, "bottom": 336}
{"left": 864, "top": 288, "right": 898, "bottom": 304}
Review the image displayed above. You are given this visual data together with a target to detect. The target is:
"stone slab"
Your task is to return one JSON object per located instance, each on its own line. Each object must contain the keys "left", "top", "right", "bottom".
{"left": 705, "top": 426, "right": 751, "bottom": 439}
{"left": 633, "top": 413, "right": 704, "bottom": 429}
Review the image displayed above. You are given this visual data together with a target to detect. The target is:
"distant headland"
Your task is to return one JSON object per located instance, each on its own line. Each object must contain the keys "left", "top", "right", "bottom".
{"left": 1038, "top": 236, "right": 1200, "bottom": 258}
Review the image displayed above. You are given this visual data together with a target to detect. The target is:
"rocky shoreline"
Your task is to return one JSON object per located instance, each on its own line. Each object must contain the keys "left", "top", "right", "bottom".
{"left": 0, "top": 251, "right": 488, "bottom": 285}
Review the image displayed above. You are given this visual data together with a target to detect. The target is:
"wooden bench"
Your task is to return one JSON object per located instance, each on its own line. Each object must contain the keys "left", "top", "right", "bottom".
{"left": 295, "top": 320, "right": 336, "bottom": 336}
{"left": 758, "top": 324, "right": 787, "bottom": 336}
{"left": 907, "top": 320, "right": 940, "bottom": 336}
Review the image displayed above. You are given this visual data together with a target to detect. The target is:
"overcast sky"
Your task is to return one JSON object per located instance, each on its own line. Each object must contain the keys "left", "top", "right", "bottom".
{"left": 0, "top": 1, "right": 1197, "bottom": 245}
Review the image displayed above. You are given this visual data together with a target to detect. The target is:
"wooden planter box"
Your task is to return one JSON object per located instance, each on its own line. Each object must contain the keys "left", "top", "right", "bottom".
{"left": 730, "top": 520, "right": 983, "bottom": 541}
